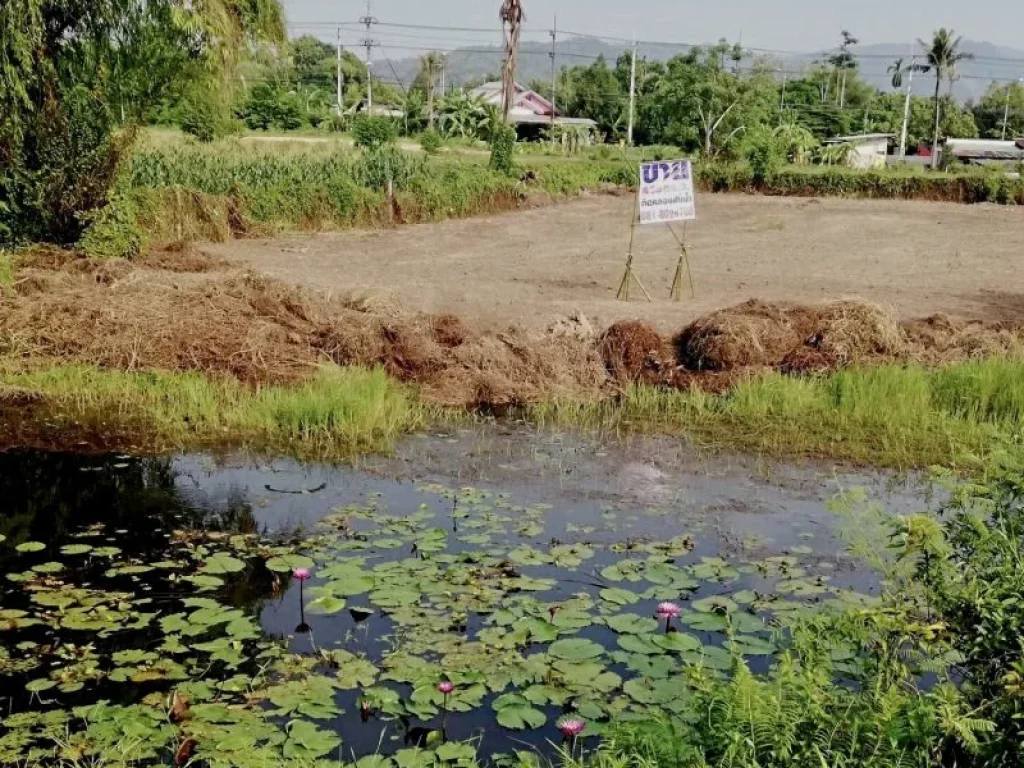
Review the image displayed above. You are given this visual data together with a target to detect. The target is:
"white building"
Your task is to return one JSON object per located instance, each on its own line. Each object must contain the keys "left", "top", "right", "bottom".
{"left": 824, "top": 133, "right": 893, "bottom": 170}
{"left": 468, "top": 81, "right": 596, "bottom": 138}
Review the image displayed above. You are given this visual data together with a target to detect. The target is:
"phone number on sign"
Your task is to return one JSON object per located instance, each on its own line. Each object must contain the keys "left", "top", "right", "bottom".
{"left": 640, "top": 208, "right": 686, "bottom": 222}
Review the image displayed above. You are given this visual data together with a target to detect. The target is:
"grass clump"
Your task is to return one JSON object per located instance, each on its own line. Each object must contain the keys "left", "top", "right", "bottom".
{"left": 0, "top": 363, "right": 421, "bottom": 458}
{"left": 531, "top": 358, "right": 1024, "bottom": 468}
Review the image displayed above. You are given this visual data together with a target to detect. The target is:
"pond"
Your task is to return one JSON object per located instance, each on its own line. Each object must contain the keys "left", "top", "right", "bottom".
{"left": 0, "top": 427, "right": 934, "bottom": 767}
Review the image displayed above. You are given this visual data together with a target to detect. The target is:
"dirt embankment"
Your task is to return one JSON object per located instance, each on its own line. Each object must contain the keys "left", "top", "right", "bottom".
{"left": 0, "top": 250, "right": 1020, "bottom": 407}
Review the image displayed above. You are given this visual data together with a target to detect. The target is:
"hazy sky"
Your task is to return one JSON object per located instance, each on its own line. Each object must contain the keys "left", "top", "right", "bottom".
{"left": 283, "top": 0, "right": 1024, "bottom": 53}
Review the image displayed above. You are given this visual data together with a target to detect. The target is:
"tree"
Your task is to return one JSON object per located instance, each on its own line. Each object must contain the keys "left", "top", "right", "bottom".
{"left": 652, "top": 43, "right": 776, "bottom": 157}
{"left": 437, "top": 91, "right": 498, "bottom": 140}
{"left": 0, "top": 0, "right": 285, "bottom": 245}
{"left": 291, "top": 34, "right": 335, "bottom": 89}
{"left": 499, "top": 0, "right": 525, "bottom": 120}
{"left": 556, "top": 57, "right": 625, "bottom": 138}
{"left": 417, "top": 52, "right": 445, "bottom": 128}
{"left": 919, "top": 29, "right": 974, "bottom": 168}
{"left": 974, "top": 81, "right": 1024, "bottom": 139}
{"left": 828, "top": 30, "right": 859, "bottom": 108}
{"left": 889, "top": 58, "right": 906, "bottom": 90}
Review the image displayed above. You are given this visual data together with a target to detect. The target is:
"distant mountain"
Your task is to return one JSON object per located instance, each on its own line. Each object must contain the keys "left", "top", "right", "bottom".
{"left": 373, "top": 36, "right": 1024, "bottom": 103}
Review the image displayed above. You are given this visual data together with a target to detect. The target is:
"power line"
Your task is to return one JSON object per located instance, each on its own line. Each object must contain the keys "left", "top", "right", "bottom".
{"left": 359, "top": 1, "right": 379, "bottom": 110}
{"left": 289, "top": 19, "right": 1024, "bottom": 68}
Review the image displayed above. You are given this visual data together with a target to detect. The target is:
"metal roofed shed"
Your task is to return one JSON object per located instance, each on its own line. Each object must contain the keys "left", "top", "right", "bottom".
{"left": 824, "top": 133, "right": 894, "bottom": 169}
{"left": 944, "top": 138, "right": 1024, "bottom": 166}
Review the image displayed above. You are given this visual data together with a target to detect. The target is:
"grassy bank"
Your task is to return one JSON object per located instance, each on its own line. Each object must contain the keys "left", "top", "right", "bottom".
{"left": 532, "top": 358, "right": 1024, "bottom": 468}
{"left": 698, "top": 162, "right": 1024, "bottom": 204}
{"left": 98, "top": 141, "right": 632, "bottom": 255}
{"left": 0, "top": 364, "right": 421, "bottom": 459}
{"left": 2, "top": 355, "right": 1023, "bottom": 469}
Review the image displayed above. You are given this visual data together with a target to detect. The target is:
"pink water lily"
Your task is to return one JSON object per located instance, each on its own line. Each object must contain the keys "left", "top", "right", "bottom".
{"left": 655, "top": 602, "right": 682, "bottom": 619}
{"left": 557, "top": 716, "right": 586, "bottom": 738}
{"left": 437, "top": 680, "right": 455, "bottom": 695}
{"left": 292, "top": 568, "right": 312, "bottom": 582}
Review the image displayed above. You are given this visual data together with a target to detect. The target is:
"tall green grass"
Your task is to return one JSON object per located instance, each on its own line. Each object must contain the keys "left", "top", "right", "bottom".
{"left": 0, "top": 364, "right": 421, "bottom": 459}
{"left": 699, "top": 162, "right": 1024, "bottom": 204}
{"left": 530, "top": 358, "right": 1024, "bottom": 468}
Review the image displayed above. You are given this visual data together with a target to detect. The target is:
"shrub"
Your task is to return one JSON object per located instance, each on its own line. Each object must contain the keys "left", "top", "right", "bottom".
{"left": 236, "top": 84, "right": 305, "bottom": 132}
{"left": 743, "top": 129, "right": 784, "bottom": 185}
{"left": 351, "top": 115, "right": 398, "bottom": 149}
{"left": 905, "top": 459, "right": 1024, "bottom": 762}
{"left": 326, "top": 114, "right": 347, "bottom": 133}
{"left": 77, "top": 192, "right": 145, "bottom": 259}
{"left": 0, "top": 85, "right": 130, "bottom": 246}
{"left": 179, "top": 98, "right": 221, "bottom": 143}
{"left": 275, "top": 92, "right": 305, "bottom": 131}
{"left": 419, "top": 128, "right": 443, "bottom": 155}
{"left": 489, "top": 124, "right": 517, "bottom": 175}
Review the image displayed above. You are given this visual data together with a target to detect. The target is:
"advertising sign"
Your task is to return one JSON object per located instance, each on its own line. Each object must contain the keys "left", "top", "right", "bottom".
{"left": 638, "top": 159, "right": 696, "bottom": 224}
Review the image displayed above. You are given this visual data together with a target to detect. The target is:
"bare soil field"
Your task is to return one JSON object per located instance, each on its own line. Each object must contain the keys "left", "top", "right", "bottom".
{"left": 207, "top": 193, "right": 1024, "bottom": 331}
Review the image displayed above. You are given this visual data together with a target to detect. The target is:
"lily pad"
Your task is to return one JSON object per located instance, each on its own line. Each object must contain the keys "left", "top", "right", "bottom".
{"left": 616, "top": 634, "right": 665, "bottom": 656}
{"left": 493, "top": 693, "right": 546, "bottom": 730}
{"left": 200, "top": 553, "right": 246, "bottom": 575}
{"left": 599, "top": 587, "right": 640, "bottom": 606}
{"left": 605, "top": 614, "right": 659, "bottom": 635}
{"left": 307, "top": 596, "right": 347, "bottom": 615}
{"left": 653, "top": 632, "right": 702, "bottom": 653}
{"left": 15, "top": 542, "right": 45, "bottom": 553}
{"left": 59, "top": 544, "right": 93, "bottom": 556}
{"left": 693, "top": 596, "right": 738, "bottom": 615}
{"left": 548, "top": 638, "right": 604, "bottom": 661}
{"left": 282, "top": 720, "right": 341, "bottom": 760}
{"left": 265, "top": 554, "right": 315, "bottom": 574}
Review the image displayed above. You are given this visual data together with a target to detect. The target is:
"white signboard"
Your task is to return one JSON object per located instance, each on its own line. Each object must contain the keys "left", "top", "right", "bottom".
{"left": 638, "top": 159, "right": 696, "bottom": 225}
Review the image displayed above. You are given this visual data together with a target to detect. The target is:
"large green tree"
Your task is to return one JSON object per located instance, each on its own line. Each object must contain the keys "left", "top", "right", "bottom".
{"left": 974, "top": 81, "right": 1024, "bottom": 139}
{"left": 652, "top": 43, "right": 777, "bottom": 157}
{"left": 556, "top": 56, "right": 626, "bottom": 139}
{"left": 0, "top": 0, "right": 285, "bottom": 245}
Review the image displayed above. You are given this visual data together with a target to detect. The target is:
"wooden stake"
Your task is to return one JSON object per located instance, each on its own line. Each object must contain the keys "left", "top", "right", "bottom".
{"left": 667, "top": 222, "right": 696, "bottom": 301}
{"left": 616, "top": 182, "right": 652, "bottom": 302}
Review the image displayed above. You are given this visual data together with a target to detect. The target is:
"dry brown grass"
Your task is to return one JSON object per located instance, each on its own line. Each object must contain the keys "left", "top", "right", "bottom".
{"left": 1, "top": 252, "right": 1020, "bottom": 408}
{"left": 0, "top": 255, "right": 608, "bottom": 407}
{"left": 599, "top": 321, "right": 674, "bottom": 386}
{"left": 675, "top": 300, "right": 810, "bottom": 371}
{"left": 673, "top": 298, "right": 1005, "bottom": 374}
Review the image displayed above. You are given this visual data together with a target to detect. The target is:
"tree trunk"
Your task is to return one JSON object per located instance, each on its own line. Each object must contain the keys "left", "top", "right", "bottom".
{"left": 427, "top": 81, "right": 435, "bottom": 128}
{"left": 931, "top": 73, "right": 942, "bottom": 170}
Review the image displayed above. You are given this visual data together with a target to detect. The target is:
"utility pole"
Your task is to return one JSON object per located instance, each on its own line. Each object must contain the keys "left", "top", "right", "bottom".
{"left": 549, "top": 15, "right": 558, "bottom": 131}
{"left": 336, "top": 28, "right": 344, "bottom": 117}
{"left": 898, "top": 44, "right": 916, "bottom": 159}
{"left": 1001, "top": 78, "right": 1022, "bottom": 141}
{"left": 359, "top": 0, "right": 378, "bottom": 112}
{"left": 779, "top": 73, "right": 787, "bottom": 112}
{"left": 627, "top": 37, "right": 637, "bottom": 145}
{"left": 440, "top": 54, "right": 447, "bottom": 98}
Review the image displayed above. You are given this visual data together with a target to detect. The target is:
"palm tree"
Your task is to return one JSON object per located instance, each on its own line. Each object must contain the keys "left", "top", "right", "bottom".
{"left": 918, "top": 29, "right": 974, "bottom": 168}
{"left": 499, "top": 0, "right": 525, "bottom": 121}
{"left": 418, "top": 52, "right": 445, "bottom": 128}
{"left": 888, "top": 58, "right": 905, "bottom": 90}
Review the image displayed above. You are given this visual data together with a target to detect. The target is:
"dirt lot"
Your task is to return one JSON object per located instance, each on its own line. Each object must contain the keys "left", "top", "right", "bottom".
{"left": 207, "top": 193, "right": 1024, "bottom": 331}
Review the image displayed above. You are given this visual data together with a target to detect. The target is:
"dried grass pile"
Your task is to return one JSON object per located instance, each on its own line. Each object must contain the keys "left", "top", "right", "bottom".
{"left": 902, "top": 315, "right": 1023, "bottom": 363}
{"left": 3, "top": 253, "right": 1021, "bottom": 407}
{"left": 599, "top": 321, "right": 674, "bottom": 386}
{"left": 0, "top": 259, "right": 608, "bottom": 407}
{"left": 674, "top": 300, "right": 811, "bottom": 371}
{"left": 675, "top": 299, "right": 908, "bottom": 372}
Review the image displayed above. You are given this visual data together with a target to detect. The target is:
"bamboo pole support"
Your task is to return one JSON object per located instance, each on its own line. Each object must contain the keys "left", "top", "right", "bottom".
{"left": 616, "top": 180, "right": 652, "bottom": 302}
